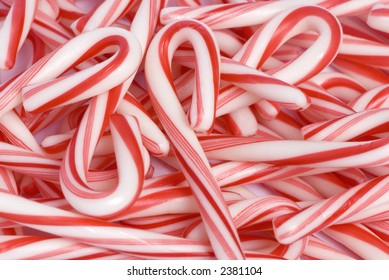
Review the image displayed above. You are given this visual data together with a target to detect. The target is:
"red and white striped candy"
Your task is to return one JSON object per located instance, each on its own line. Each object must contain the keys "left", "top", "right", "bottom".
{"left": 310, "top": 72, "right": 366, "bottom": 103}
{"left": 324, "top": 224, "right": 389, "bottom": 259}
{"left": 0, "top": 191, "right": 215, "bottom": 259}
{"left": 332, "top": 57, "right": 389, "bottom": 89}
{"left": 71, "top": 0, "right": 138, "bottom": 34}
{"left": 145, "top": 19, "right": 245, "bottom": 259}
{"left": 1, "top": 0, "right": 389, "bottom": 261}
{"left": 367, "top": 4, "right": 389, "bottom": 33}
{"left": 202, "top": 136, "right": 389, "bottom": 168}
{"left": 302, "top": 235, "right": 356, "bottom": 260}
{"left": 0, "top": 142, "right": 60, "bottom": 182}
{"left": 60, "top": 112, "right": 145, "bottom": 219}
{"left": 350, "top": 84, "right": 389, "bottom": 111}
{"left": 21, "top": 27, "right": 142, "bottom": 115}
{"left": 273, "top": 176, "right": 389, "bottom": 244}
{"left": 302, "top": 108, "right": 389, "bottom": 141}
{"left": 0, "top": 235, "right": 133, "bottom": 260}
{"left": 0, "top": 0, "right": 38, "bottom": 70}
{"left": 160, "top": 1, "right": 317, "bottom": 29}
{"left": 233, "top": 6, "right": 342, "bottom": 85}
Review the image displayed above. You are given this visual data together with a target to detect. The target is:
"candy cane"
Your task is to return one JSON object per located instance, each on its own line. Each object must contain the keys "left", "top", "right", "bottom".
{"left": 297, "top": 81, "right": 355, "bottom": 123}
{"left": 0, "top": 191, "right": 215, "bottom": 259}
{"left": 324, "top": 224, "right": 389, "bottom": 259}
{"left": 60, "top": 112, "right": 146, "bottom": 219}
{"left": 310, "top": 72, "right": 366, "bottom": 103}
{"left": 145, "top": 19, "right": 245, "bottom": 259}
{"left": 202, "top": 135, "right": 389, "bottom": 168}
{"left": 232, "top": 6, "right": 342, "bottom": 85}
{"left": 183, "top": 195, "right": 299, "bottom": 239}
{"left": 367, "top": 4, "right": 389, "bottom": 33}
{"left": 32, "top": 178, "right": 63, "bottom": 199}
{"left": 350, "top": 84, "right": 389, "bottom": 111}
{"left": 240, "top": 235, "right": 308, "bottom": 260}
{"left": 123, "top": 214, "right": 200, "bottom": 236}
{"left": 302, "top": 108, "right": 389, "bottom": 141}
{"left": 174, "top": 54, "right": 310, "bottom": 112}
{"left": 263, "top": 178, "right": 323, "bottom": 202}
{"left": 0, "top": 0, "right": 38, "bottom": 70}
{"left": 38, "top": 0, "right": 60, "bottom": 19}
{"left": 59, "top": 0, "right": 167, "bottom": 219}
{"left": 293, "top": 33, "right": 389, "bottom": 70}
{"left": 0, "top": 110, "right": 43, "bottom": 153}
{"left": 173, "top": 6, "right": 341, "bottom": 117}
{"left": 162, "top": 0, "right": 389, "bottom": 28}
{"left": 365, "top": 220, "right": 389, "bottom": 242}
{"left": 0, "top": 167, "right": 17, "bottom": 194}
{"left": 31, "top": 9, "right": 74, "bottom": 50}
{"left": 23, "top": 102, "right": 83, "bottom": 135}
{"left": 55, "top": 0, "right": 85, "bottom": 32}
{"left": 326, "top": 0, "right": 389, "bottom": 16}
{"left": 251, "top": 100, "right": 280, "bottom": 121}
{"left": 1, "top": 0, "right": 389, "bottom": 261}
{"left": 302, "top": 235, "right": 356, "bottom": 260}
{"left": 0, "top": 235, "right": 134, "bottom": 260}
{"left": 332, "top": 57, "right": 389, "bottom": 89}
{"left": 117, "top": 93, "right": 170, "bottom": 157}
{"left": 71, "top": 0, "right": 138, "bottom": 34}
{"left": 339, "top": 16, "right": 389, "bottom": 44}
{"left": 273, "top": 176, "right": 389, "bottom": 244}
{"left": 144, "top": 160, "right": 340, "bottom": 191}
{"left": 0, "top": 142, "right": 60, "bottom": 182}
{"left": 21, "top": 27, "right": 142, "bottom": 115}
{"left": 183, "top": 196, "right": 308, "bottom": 259}
{"left": 57, "top": 184, "right": 256, "bottom": 222}
{"left": 160, "top": 1, "right": 320, "bottom": 29}
{"left": 302, "top": 173, "right": 350, "bottom": 198}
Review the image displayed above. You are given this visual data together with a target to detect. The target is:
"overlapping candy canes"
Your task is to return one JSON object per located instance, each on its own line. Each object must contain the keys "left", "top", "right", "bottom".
{"left": 145, "top": 19, "right": 245, "bottom": 260}
{"left": 1, "top": 0, "right": 389, "bottom": 260}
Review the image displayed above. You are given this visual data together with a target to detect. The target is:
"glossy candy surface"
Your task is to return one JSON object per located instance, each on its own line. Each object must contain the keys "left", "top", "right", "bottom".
{"left": 0, "top": 0, "right": 389, "bottom": 260}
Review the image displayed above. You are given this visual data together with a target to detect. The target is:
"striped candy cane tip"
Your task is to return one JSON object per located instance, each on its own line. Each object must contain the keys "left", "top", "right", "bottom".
{"left": 59, "top": 112, "right": 145, "bottom": 219}
{"left": 21, "top": 27, "right": 142, "bottom": 115}
{"left": 0, "top": 0, "right": 39, "bottom": 70}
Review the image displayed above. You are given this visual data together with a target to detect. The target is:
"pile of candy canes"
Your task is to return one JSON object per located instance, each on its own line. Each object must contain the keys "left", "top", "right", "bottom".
{"left": 0, "top": 0, "right": 389, "bottom": 260}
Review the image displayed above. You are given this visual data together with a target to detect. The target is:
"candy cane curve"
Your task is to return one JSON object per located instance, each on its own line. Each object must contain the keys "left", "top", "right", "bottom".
{"left": 59, "top": 0, "right": 168, "bottom": 218}
{"left": 20, "top": 27, "right": 142, "bottom": 116}
{"left": 145, "top": 19, "right": 245, "bottom": 259}
{"left": 60, "top": 111, "right": 145, "bottom": 219}
{"left": 232, "top": 5, "right": 342, "bottom": 85}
